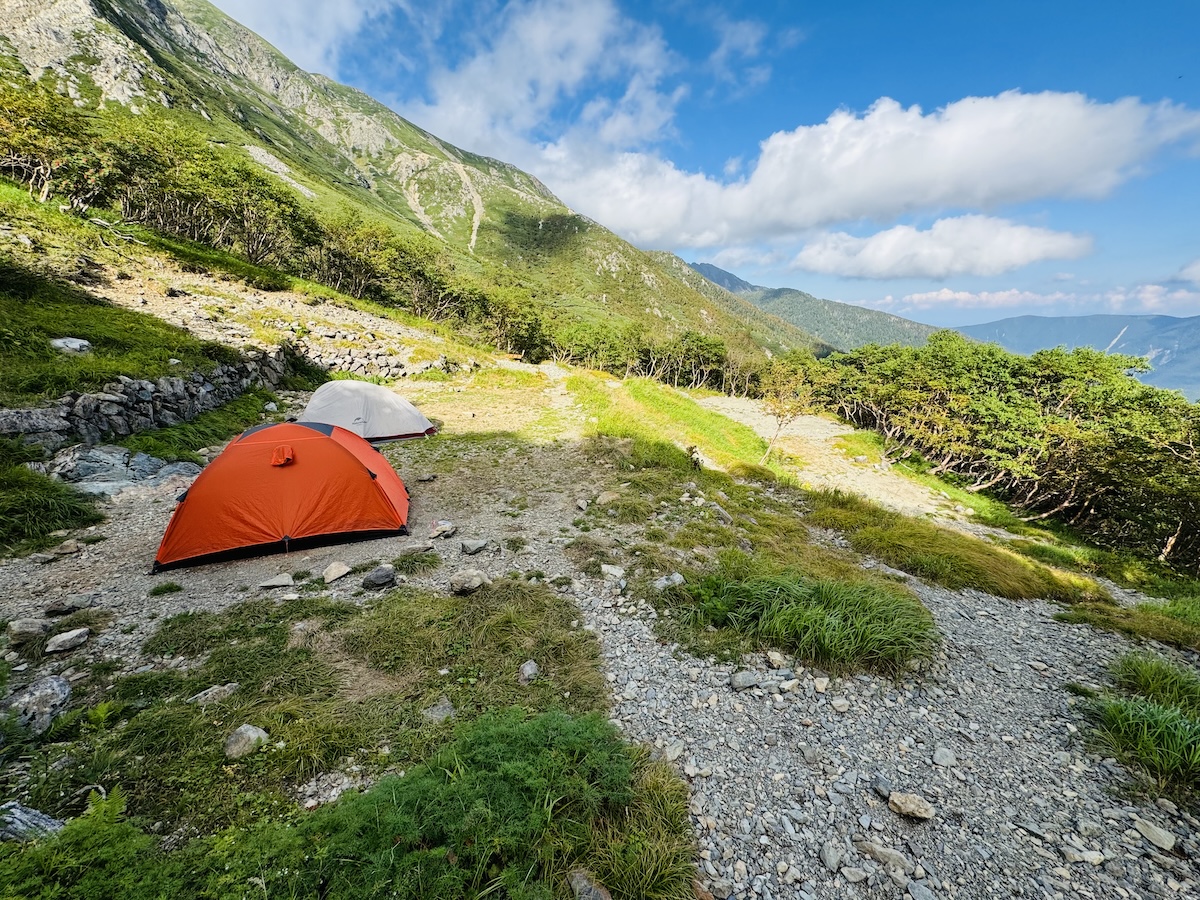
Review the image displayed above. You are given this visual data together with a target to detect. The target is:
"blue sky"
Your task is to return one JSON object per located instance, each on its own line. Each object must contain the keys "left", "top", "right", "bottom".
{"left": 212, "top": 0, "right": 1200, "bottom": 326}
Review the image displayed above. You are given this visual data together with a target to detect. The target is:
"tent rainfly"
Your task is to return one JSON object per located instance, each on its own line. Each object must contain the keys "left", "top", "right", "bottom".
{"left": 301, "top": 380, "right": 437, "bottom": 442}
{"left": 153, "top": 422, "right": 409, "bottom": 571}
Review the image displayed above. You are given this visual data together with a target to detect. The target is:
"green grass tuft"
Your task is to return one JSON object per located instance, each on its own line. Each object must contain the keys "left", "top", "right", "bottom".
{"left": 1083, "top": 696, "right": 1200, "bottom": 792}
{"left": 148, "top": 581, "right": 183, "bottom": 597}
{"left": 391, "top": 550, "right": 442, "bottom": 575}
{"left": 119, "top": 388, "right": 277, "bottom": 464}
{"left": 1111, "top": 652, "right": 1200, "bottom": 718}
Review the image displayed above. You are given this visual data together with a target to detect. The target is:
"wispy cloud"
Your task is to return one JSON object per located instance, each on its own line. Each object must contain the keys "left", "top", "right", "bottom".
{"left": 889, "top": 284, "right": 1200, "bottom": 315}
{"left": 212, "top": 0, "right": 395, "bottom": 74}
{"left": 1178, "top": 257, "right": 1200, "bottom": 284}
{"left": 790, "top": 216, "right": 1092, "bottom": 279}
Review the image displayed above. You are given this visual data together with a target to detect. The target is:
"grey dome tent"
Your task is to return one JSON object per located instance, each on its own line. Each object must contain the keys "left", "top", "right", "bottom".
{"left": 301, "top": 381, "right": 437, "bottom": 443}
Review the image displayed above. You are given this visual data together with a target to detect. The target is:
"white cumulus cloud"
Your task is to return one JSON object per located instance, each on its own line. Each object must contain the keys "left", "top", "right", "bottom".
{"left": 790, "top": 216, "right": 1093, "bottom": 279}
{"left": 553, "top": 91, "right": 1200, "bottom": 248}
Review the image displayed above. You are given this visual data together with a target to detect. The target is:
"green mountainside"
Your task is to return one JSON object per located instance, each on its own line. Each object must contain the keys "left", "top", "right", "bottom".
{"left": 686, "top": 262, "right": 940, "bottom": 351}
{"left": 0, "top": 0, "right": 824, "bottom": 369}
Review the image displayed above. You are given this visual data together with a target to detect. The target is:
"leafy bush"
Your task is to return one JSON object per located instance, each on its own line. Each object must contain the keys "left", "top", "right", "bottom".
{"left": 0, "top": 712, "right": 695, "bottom": 900}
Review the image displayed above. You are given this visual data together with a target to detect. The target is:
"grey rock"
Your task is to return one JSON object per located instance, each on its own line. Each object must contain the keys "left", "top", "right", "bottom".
{"left": 518, "top": 659, "right": 539, "bottom": 685}
{"left": 907, "top": 881, "right": 938, "bottom": 900}
{"left": 889, "top": 792, "right": 936, "bottom": 820}
{"left": 460, "top": 539, "right": 489, "bottom": 555}
{"left": 567, "top": 869, "right": 612, "bottom": 900}
{"left": 819, "top": 841, "right": 843, "bottom": 872}
{"left": 857, "top": 841, "right": 914, "bottom": 874}
{"left": 422, "top": 696, "right": 456, "bottom": 722}
{"left": 224, "top": 724, "right": 269, "bottom": 759}
{"left": 45, "top": 627, "right": 89, "bottom": 653}
{"left": 932, "top": 747, "right": 957, "bottom": 767}
{"left": 4, "top": 676, "right": 71, "bottom": 735}
{"left": 872, "top": 773, "right": 893, "bottom": 799}
{"left": 730, "top": 671, "right": 760, "bottom": 691}
{"left": 362, "top": 564, "right": 396, "bottom": 589}
{"left": 188, "top": 683, "right": 240, "bottom": 705}
{"left": 322, "top": 561, "right": 351, "bottom": 584}
{"left": 50, "top": 337, "right": 92, "bottom": 354}
{"left": 651, "top": 572, "right": 685, "bottom": 591}
{"left": 6, "top": 618, "right": 50, "bottom": 645}
{"left": 430, "top": 520, "right": 457, "bottom": 539}
{"left": 44, "top": 594, "right": 94, "bottom": 616}
{"left": 842, "top": 867, "right": 868, "bottom": 883}
{"left": 1133, "top": 818, "right": 1175, "bottom": 851}
{"left": 449, "top": 568, "right": 490, "bottom": 594}
{"left": 708, "top": 502, "right": 734, "bottom": 524}
{"left": 600, "top": 564, "right": 625, "bottom": 579}
{"left": 0, "top": 802, "right": 64, "bottom": 842}
{"left": 259, "top": 573, "right": 295, "bottom": 588}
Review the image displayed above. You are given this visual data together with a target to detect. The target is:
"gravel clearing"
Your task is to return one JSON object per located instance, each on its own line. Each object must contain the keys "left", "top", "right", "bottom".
{"left": 3, "top": 377, "right": 1197, "bottom": 899}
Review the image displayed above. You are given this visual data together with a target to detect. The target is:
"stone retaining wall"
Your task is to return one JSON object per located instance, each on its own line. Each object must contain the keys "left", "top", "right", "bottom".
{"left": 0, "top": 348, "right": 289, "bottom": 450}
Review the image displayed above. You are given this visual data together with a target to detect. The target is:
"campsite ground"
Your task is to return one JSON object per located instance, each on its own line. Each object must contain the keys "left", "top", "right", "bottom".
{"left": 2, "top": 264, "right": 1199, "bottom": 898}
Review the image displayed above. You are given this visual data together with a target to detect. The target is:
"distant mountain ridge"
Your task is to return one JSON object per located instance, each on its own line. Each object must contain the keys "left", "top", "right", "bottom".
{"left": 686, "top": 262, "right": 940, "bottom": 351}
{"left": 0, "top": 0, "right": 827, "bottom": 363}
{"left": 958, "top": 314, "right": 1200, "bottom": 400}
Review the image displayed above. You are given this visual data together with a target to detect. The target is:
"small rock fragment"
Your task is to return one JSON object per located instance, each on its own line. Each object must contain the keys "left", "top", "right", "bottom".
{"left": 188, "top": 683, "right": 240, "bottom": 705}
{"left": 1133, "top": 818, "right": 1176, "bottom": 851}
{"left": 362, "top": 564, "right": 396, "bottom": 589}
{"left": 322, "top": 561, "right": 351, "bottom": 584}
{"left": 518, "top": 659, "right": 539, "bottom": 685}
{"left": 449, "top": 568, "right": 491, "bottom": 594}
{"left": 224, "top": 724, "right": 269, "bottom": 759}
{"left": 45, "top": 628, "right": 89, "bottom": 653}
{"left": 831, "top": 697, "right": 850, "bottom": 713}
{"left": 259, "top": 573, "right": 294, "bottom": 588}
{"left": 567, "top": 869, "right": 612, "bottom": 900}
{"left": 730, "top": 671, "right": 759, "bottom": 691}
{"left": 594, "top": 491, "right": 621, "bottom": 506}
{"left": 422, "top": 696, "right": 456, "bottom": 722}
{"left": 651, "top": 572, "right": 684, "bottom": 591}
{"left": 430, "top": 520, "right": 457, "bottom": 539}
{"left": 889, "top": 792, "right": 936, "bottom": 820}
{"left": 44, "top": 595, "right": 94, "bottom": 617}
{"left": 819, "top": 840, "right": 842, "bottom": 872}
{"left": 932, "top": 747, "right": 958, "bottom": 767}
{"left": 460, "top": 539, "right": 489, "bottom": 555}
{"left": 4, "top": 676, "right": 71, "bottom": 735}
{"left": 872, "top": 773, "right": 893, "bottom": 799}
{"left": 813, "top": 676, "right": 829, "bottom": 693}
{"left": 599, "top": 564, "right": 625, "bottom": 579}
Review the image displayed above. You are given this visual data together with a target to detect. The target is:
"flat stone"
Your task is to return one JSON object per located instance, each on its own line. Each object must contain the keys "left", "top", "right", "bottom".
{"left": 44, "top": 594, "right": 94, "bottom": 616}
{"left": 362, "top": 564, "right": 396, "bottom": 589}
{"left": 831, "top": 697, "right": 851, "bottom": 713}
{"left": 45, "top": 628, "right": 89, "bottom": 653}
{"left": 449, "top": 568, "right": 491, "bottom": 595}
{"left": 50, "top": 337, "right": 92, "bottom": 354}
{"left": 651, "top": 572, "right": 684, "bottom": 591}
{"left": 872, "top": 773, "right": 893, "bottom": 799}
{"left": 889, "top": 792, "right": 936, "bottom": 820}
{"left": 842, "top": 867, "right": 868, "bottom": 883}
{"left": 595, "top": 491, "right": 621, "bottom": 506}
{"left": 322, "top": 561, "right": 351, "bottom": 584}
{"left": 53, "top": 539, "right": 81, "bottom": 555}
{"left": 933, "top": 747, "right": 958, "bottom": 767}
{"left": 857, "top": 841, "right": 914, "bottom": 874}
{"left": 819, "top": 841, "right": 842, "bottom": 872}
{"left": 813, "top": 677, "right": 829, "bottom": 693}
{"left": 259, "top": 573, "right": 294, "bottom": 588}
{"left": 188, "top": 683, "right": 240, "bottom": 705}
{"left": 6, "top": 619, "right": 51, "bottom": 646}
{"left": 730, "top": 671, "right": 760, "bottom": 691}
{"left": 907, "top": 881, "right": 938, "bottom": 900}
{"left": 460, "top": 539, "right": 489, "bottom": 555}
{"left": 224, "top": 724, "right": 269, "bottom": 759}
{"left": 422, "top": 696, "right": 456, "bottom": 722}
{"left": 600, "top": 564, "right": 625, "bottom": 579}
{"left": 3, "top": 676, "right": 71, "bottom": 735}
{"left": 1134, "top": 818, "right": 1176, "bottom": 851}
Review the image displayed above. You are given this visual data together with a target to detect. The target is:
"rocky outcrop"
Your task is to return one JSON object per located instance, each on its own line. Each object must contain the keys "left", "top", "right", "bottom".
{"left": 0, "top": 348, "right": 287, "bottom": 451}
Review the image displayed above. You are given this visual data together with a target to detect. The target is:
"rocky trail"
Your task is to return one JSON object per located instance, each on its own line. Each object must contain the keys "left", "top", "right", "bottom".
{"left": 2, "top": 280, "right": 1198, "bottom": 898}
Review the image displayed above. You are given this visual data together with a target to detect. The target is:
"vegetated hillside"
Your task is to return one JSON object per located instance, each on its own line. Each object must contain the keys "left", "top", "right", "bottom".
{"left": 686, "top": 262, "right": 940, "bottom": 350}
{"left": 648, "top": 252, "right": 834, "bottom": 357}
{"left": 0, "top": 0, "right": 817, "bottom": 378}
{"left": 958, "top": 314, "right": 1200, "bottom": 400}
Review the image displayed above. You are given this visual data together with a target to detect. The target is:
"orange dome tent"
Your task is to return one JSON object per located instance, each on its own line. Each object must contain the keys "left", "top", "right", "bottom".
{"left": 153, "top": 422, "right": 409, "bottom": 571}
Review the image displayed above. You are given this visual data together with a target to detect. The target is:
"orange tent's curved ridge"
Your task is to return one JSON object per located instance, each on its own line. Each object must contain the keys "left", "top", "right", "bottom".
{"left": 153, "top": 422, "right": 409, "bottom": 571}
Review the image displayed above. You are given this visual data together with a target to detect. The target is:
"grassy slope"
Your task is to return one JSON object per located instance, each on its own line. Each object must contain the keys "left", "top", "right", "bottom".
{"left": 746, "top": 286, "right": 941, "bottom": 351}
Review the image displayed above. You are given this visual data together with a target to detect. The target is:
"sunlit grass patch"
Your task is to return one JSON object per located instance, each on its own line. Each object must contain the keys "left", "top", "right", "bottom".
{"left": 658, "top": 551, "right": 936, "bottom": 673}
{"left": 1112, "top": 652, "right": 1200, "bottom": 716}
{"left": 1084, "top": 695, "right": 1200, "bottom": 793}
{"left": 804, "top": 489, "right": 1106, "bottom": 603}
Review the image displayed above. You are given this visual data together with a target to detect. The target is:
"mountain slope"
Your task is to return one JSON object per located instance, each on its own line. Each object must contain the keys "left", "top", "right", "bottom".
{"left": 959, "top": 314, "right": 1200, "bottom": 399}
{"left": 1, "top": 0, "right": 822, "bottom": 362}
{"left": 686, "top": 262, "right": 940, "bottom": 351}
